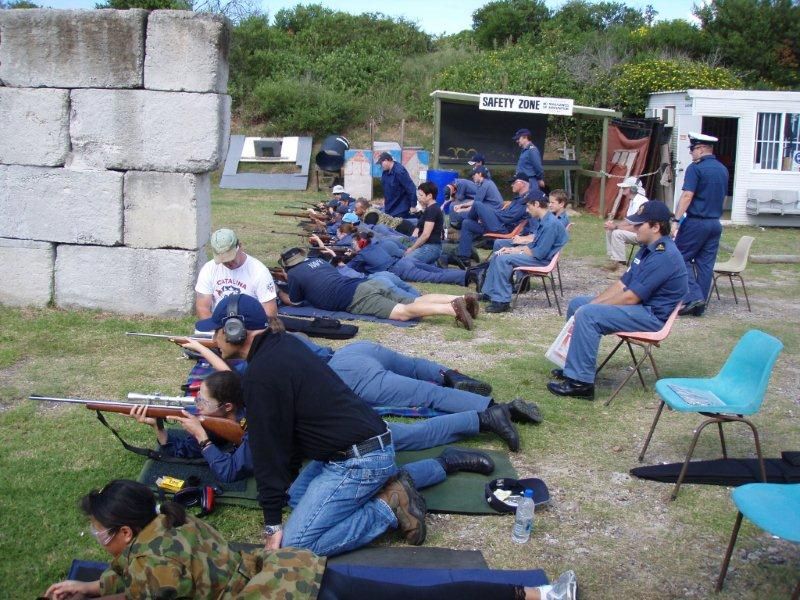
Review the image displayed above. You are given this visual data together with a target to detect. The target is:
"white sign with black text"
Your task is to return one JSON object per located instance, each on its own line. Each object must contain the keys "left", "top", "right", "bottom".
{"left": 478, "top": 93, "right": 574, "bottom": 116}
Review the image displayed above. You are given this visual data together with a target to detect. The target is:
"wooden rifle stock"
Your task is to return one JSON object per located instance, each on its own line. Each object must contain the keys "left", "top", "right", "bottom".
{"left": 274, "top": 211, "right": 312, "bottom": 218}
{"left": 29, "top": 396, "right": 244, "bottom": 445}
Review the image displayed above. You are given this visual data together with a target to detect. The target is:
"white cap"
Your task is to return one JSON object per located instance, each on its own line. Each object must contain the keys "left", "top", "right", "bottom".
{"left": 688, "top": 131, "right": 718, "bottom": 145}
{"left": 332, "top": 185, "right": 345, "bottom": 194}
{"left": 617, "top": 176, "right": 642, "bottom": 189}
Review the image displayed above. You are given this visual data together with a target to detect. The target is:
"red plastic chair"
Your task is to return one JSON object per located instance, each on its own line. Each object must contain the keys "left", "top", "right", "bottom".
{"left": 483, "top": 220, "right": 526, "bottom": 240}
{"left": 511, "top": 252, "right": 562, "bottom": 315}
{"left": 594, "top": 302, "right": 682, "bottom": 406}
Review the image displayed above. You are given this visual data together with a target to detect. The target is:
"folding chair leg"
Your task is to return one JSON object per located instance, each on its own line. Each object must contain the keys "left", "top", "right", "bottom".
{"left": 736, "top": 274, "right": 751, "bottom": 312}
{"left": 647, "top": 347, "right": 661, "bottom": 380}
{"left": 638, "top": 400, "right": 666, "bottom": 462}
{"left": 541, "top": 276, "right": 552, "bottom": 308}
{"left": 715, "top": 511, "right": 743, "bottom": 592}
{"left": 738, "top": 417, "right": 767, "bottom": 482}
{"left": 626, "top": 340, "right": 648, "bottom": 389}
{"left": 596, "top": 338, "right": 625, "bottom": 377}
{"left": 604, "top": 342, "right": 650, "bottom": 406}
{"left": 728, "top": 274, "right": 739, "bottom": 305}
{"left": 672, "top": 417, "right": 721, "bottom": 499}
{"left": 550, "top": 273, "right": 562, "bottom": 315}
{"left": 717, "top": 422, "right": 728, "bottom": 458}
{"left": 556, "top": 262, "right": 564, "bottom": 296}
{"left": 511, "top": 274, "right": 528, "bottom": 309}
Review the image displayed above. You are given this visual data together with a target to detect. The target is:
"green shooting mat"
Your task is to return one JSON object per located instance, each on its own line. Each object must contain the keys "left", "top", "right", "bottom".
{"left": 137, "top": 446, "right": 517, "bottom": 514}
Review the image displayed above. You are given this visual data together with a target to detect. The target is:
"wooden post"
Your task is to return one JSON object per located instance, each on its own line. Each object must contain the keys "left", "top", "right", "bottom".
{"left": 574, "top": 125, "right": 582, "bottom": 205}
{"left": 599, "top": 117, "right": 609, "bottom": 218}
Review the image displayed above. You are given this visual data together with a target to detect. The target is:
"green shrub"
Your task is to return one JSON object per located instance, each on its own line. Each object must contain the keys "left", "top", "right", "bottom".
{"left": 310, "top": 43, "right": 402, "bottom": 95}
{"left": 603, "top": 58, "right": 742, "bottom": 116}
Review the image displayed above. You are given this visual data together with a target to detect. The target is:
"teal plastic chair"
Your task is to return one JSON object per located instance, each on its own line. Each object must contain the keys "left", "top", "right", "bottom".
{"left": 638, "top": 329, "right": 783, "bottom": 499}
{"left": 716, "top": 483, "right": 800, "bottom": 594}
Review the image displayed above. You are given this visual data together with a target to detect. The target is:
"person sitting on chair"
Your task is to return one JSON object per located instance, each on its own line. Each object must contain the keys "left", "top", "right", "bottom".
{"left": 603, "top": 177, "right": 648, "bottom": 272}
{"left": 547, "top": 201, "right": 687, "bottom": 399}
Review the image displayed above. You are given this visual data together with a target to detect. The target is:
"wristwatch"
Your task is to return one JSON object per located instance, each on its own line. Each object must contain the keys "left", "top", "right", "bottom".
{"left": 263, "top": 524, "right": 283, "bottom": 537}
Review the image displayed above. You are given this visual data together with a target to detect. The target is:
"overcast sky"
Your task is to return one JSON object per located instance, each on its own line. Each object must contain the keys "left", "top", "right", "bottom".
{"left": 35, "top": 0, "right": 702, "bottom": 34}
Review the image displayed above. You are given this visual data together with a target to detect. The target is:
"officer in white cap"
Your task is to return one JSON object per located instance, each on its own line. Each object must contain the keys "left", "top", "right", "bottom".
{"left": 673, "top": 132, "right": 729, "bottom": 316}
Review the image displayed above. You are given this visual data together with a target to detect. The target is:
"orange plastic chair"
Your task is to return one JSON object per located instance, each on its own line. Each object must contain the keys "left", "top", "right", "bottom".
{"left": 511, "top": 252, "right": 562, "bottom": 314}
{"left": 594, "top": 302, "right": 682, "bottom": 406}
{"left": 483, "top": 220, "right": 526, "bottom": 240}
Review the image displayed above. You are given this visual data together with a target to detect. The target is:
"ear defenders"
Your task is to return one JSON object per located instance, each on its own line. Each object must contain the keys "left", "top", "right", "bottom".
{"left": 174, "top": 485, "right": 220, "bottom": 517}
{"left": 222, "top": 293, "right": 246, "bottom": 345}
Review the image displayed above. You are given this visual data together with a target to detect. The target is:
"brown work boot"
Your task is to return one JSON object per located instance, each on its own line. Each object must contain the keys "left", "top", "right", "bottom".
{"left": 451, "top": 297, "right": 474, "bottom": 330}
{"left": 463, "top": 292, "right": 480, "bottom": 319}
{"left": 376, "top": 472, "right": 427, "bottom": 545}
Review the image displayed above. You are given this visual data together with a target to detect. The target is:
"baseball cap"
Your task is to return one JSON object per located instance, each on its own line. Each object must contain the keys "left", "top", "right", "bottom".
{"left": 617, "top": 176, "right": 642, "bottom": 189}
{"left": 512, "top": 128, "right": 531, "bottom": 141}
{"left": 195, "top": 293, "right": 268, "bottom": 333}
{"left": 342, "top": 212, "right": 361, "bottom": 224}
{"left": 626, "top": 200, "right": 672, "bottom": 224}
{"left": 508, "top": 171, "right": 528, "bottom": 183}
{"left": 279, "top": 247, "right": 308, "bottom": 269}
{"left": 210, "top": 228, "right": 239, "bottom": 264}
{"left": 375, "top": 151, "right": 393, "bottom": 164}
{"left": 468, "top": 153, "right": 486, "bottom": 165}
{"left": 332, "top": 185, "right": 345, "bottom": 194}
{"left": 471, "top": 166, "right": 489, "bottom": 177}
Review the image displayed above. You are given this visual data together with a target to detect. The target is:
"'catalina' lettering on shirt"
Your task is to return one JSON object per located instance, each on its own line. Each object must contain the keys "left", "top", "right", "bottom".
{"left": 215, "top": 278, "right": 248, "bottom": 289}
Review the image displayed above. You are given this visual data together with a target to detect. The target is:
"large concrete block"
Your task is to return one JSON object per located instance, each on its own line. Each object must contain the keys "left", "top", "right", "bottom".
{"left": 145, "top": 11, "right": 230, "bottom": 93}
{"left": 69, "top": 89, "right": 231, "bottom": 172}
{"left": 0, "top": 166, "right": 123, "bottom": 245}
{"left": 0, "top": 9, "right": 146, "bottom": 89}
{"left": 55, "top": 246, "right": 198, "bottom": 315}
{"left": 0, "top": 238, "right": 54, "bottom": 307}
{"left": 0, "top": 88, "right": 70, "bottom": 166}
{"left": 124, "top": 172, "right": 211, "bottom": 249}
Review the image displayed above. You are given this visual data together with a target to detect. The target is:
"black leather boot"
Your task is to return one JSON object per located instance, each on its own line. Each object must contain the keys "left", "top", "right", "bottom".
{"left": 436, "top": 447, "right": 495, "bottom": 475}
{"left": 442, "top": 369, "right": 492, "bottom": 397}
{"left": 478, "top": 404, "right": 520, "bottom": 452}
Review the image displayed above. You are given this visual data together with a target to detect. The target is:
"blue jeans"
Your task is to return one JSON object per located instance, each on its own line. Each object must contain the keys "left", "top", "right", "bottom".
{"left": 563, "top": 296, "right": 665, "bottom": 384}
{"left": 492, "top": 239, "right": 515, "bottom": 252}
{"left": 368, "top": 271, "right": 421, "bottom": 300}
{"left": 389, "top": 257, "right": 466, "bottom": 286}
{"left": 388, "top": 411, "right": 479, "bottom": 450}
{"left": 403, "top": 459, "right": 446, "bottom": 490}
{"left": 284, "top": 445, "right": 398, "bottom": 556}
{"left": 482, "top": 252, "right": 547, "bottom": 303}
{"left": 329, "top": 342, "right": 491, "bottom": 413}
{"left": 675, "top": 217, "right": 722, "bottom": 304}
{"left": 406, "top": 243, "right": 442, "bottom": 265}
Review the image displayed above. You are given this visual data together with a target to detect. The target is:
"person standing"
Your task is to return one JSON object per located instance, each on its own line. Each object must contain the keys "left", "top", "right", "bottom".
{"left": 513, "top": 128, "right": 545, "bottom": 190}
{"left": 673, "top": 132, "right": 729, "bottom": 316}
{"left": 604, "top": 177, "right": 648, "bottom": 271}
{"left": 377, "top": 152, "right": 418, "bottom": 218}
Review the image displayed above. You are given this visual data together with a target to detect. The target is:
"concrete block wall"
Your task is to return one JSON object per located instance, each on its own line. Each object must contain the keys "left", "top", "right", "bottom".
{"left": 0, "top": 9, "right": 230, "bottom": 314}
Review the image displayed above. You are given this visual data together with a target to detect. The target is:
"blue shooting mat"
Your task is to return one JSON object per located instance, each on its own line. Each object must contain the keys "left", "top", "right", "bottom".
{"left": 279, "top": 305, "right": 418, "bottom": 327}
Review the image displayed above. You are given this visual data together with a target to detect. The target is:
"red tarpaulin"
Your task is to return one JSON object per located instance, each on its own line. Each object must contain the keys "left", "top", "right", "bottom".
{"left": 584, "top": 126, "right": 650, "bottom": 219}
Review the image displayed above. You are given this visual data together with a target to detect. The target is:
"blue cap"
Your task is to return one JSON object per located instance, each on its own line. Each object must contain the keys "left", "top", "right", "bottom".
{"left": 512, "top": 128, "right": 531, "bottom": 141}
{"left": 468, "top": 153, "right": 486, "bottom": 165}
{"left": 508, "top": 171, "right": 527, "bottom": 183}
{"left": 195, "top": 294, "right": 268, "bottom": 333}
{"left": 342, "top": 212, "right": 360, "bottom": 224}
{"left": 625, "top": 200, "right": 673, "bottom": 224}
{"left": 375, "top": 151, "right": 393, "bottom": 164}
{"left": 471, "top": 166, "right": 489, "bottom": 177}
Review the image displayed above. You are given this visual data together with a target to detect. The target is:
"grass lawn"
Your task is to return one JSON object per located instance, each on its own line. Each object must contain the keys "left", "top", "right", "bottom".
{"left": 1, "top": 183, "right": 798, "bottom": 598}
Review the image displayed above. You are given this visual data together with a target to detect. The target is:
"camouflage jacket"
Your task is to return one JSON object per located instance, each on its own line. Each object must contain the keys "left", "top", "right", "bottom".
{"left": 365, "top": 207, "right": 404, "bottom": 229}
{"left": 99, "top": 514, "right": 326, "bottom": 599}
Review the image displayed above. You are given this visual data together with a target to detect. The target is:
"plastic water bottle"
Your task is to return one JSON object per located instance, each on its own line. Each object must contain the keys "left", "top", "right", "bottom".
{"left": 511, "top": 488, "right": 534, "bottom": 543}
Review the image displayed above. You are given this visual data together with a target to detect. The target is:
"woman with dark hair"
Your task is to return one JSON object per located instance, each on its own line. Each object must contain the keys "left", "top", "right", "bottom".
{"left": 44, "top": 480, "right": 577, "bottom": 600}
{"left": 404, "top": 181, "right": 444, "bottom": 264}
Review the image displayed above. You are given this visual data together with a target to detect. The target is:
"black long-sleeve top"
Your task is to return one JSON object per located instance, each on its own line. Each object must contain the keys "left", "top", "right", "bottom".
{"left": 243, "top": 331, "right": 387, "bottom": 525}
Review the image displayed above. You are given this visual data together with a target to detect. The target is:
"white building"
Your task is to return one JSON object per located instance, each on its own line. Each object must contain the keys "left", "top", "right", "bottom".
{"left": 646, "top": 89, "right": 800, "bottom": 225}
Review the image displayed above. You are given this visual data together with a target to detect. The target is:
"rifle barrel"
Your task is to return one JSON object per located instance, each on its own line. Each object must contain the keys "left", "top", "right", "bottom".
{"left": 127, "top": 393, "right": 195, "bottom": 406}
{"left": 125, "top": 332, "right": 213, "bottom": 340}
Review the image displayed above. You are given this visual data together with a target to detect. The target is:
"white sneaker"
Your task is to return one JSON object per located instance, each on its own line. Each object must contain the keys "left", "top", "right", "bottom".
{"left": 546, "top": 570, "right": 578, "bottom": 600}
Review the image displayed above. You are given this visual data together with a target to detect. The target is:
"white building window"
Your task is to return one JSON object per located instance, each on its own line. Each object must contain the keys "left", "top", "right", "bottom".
{"left": 754, "top": 112, "right": 800, "bottom": 171}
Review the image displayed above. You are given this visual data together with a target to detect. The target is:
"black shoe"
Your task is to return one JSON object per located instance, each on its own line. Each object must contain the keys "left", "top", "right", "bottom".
{"left": 550, "top": 368, "right": 565, "bottom": 380}
{"left": 478, "top": 404, "right": 520, "bottom": 452}
{"left": 507, "top": 398, "right": 543, "bottom": 424}
{"left": 485, "top": 301, "right": 510, "bottom": 313}
{"left": 442, "top": 369, "right": 493, "bottom": 397}
{"left": 678, "top": 299, "right": 704, "bottom": 316}
{"left": 547, "top": 378, "right": 595, "bottom": 400}
{"left": 478, "top": 293, "right": 491, "bottom": 302}
{"left": 455, "top": 257, "right": 472, "bottom": 269}
{"left": 437, "top": 447, "right": 495, "bottom": 475}
{"left": 465, "top": 267, "right": 478, "bottom": 288}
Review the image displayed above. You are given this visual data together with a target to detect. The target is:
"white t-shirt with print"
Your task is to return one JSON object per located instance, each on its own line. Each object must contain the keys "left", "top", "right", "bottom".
{"left": 625, "top": 193, "right": 649, "bottom": 217}
{"left": 195, "top": 255, "right": 277, "bottom": 308}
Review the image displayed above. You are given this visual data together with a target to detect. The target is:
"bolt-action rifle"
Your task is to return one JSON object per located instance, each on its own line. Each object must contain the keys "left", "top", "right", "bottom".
{"left": 29, "top": 395, "right": 244, "bottom": 445}
{"left": 125, "top": 332, "right": 216, "bottom": 348}
{"left": 126, "top": 392, "right": 195, "bottom": 406}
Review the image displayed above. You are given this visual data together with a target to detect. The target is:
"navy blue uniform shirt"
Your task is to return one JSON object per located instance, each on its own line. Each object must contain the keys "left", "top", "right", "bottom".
{"left": 287, "top": 258, "right": 362, "bottom": 310}
{"left": 451, "top": 178, "right": 477, "bottom": 201}
{"left": 528, "top": 211, "right": 569, "bottom": 261}
{"left": 474, "top": 178, "right": 504, "bottom": 209}
{"left": 380, "top": 162, "right": 417, "bottom": 217}
{"left": 516, "top": 143, "right": 544, "bottom": 182}
{"left": 621, "top": 235, "right": 688, "bottom": 321}
{"left": 346, "top": 241, "right": 397, "bottom": 275}
{"left": 682, "top": 154, "right": 729, "bottom": 218}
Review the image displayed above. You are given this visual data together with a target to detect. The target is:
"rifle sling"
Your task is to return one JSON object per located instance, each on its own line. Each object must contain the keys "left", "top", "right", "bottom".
{"left": 94, "top": 411, "right": 207, "bottom": 465}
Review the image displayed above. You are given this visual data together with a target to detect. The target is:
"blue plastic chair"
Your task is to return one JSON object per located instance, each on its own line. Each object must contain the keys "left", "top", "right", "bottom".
{"left": 638, "top": 329, "right": 783, "bottom": 499}
{"left": 715, "top": 483, "right": 800, "bottom": 594}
